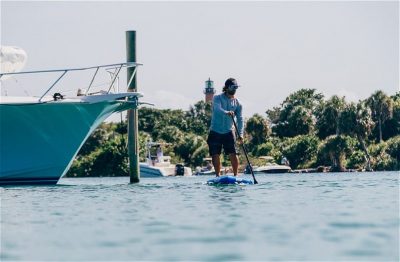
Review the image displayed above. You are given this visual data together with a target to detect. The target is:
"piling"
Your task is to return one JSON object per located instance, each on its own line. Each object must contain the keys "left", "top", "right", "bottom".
{"left": 126, "top": 31, "right": 140, "bottom": 183}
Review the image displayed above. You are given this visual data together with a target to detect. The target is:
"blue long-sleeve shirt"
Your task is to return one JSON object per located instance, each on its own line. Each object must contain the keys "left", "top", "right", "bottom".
{"left": 210, "top": 93, "right": 244, "bottom": 137}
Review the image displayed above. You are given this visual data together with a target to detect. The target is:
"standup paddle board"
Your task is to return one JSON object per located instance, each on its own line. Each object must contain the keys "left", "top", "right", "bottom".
{"left": 207, "top": 175, "right": 253, "bottom": 185}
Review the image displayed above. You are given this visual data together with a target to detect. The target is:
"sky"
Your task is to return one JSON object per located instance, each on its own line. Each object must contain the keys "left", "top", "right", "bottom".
{"left": 1, "top": 0, "right": 399, "bottom": 120}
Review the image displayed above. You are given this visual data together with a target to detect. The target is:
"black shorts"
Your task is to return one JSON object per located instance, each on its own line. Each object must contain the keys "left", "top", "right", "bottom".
{"left": 207, "top": 130, "right": 238, "bottom": 156}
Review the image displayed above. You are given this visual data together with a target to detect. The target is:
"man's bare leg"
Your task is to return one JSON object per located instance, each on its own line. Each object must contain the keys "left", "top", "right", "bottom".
{"left": 212, "top": 154, "right": 221, "bottom": 177}
{"left": 229, "top": 153, "right": 239, "bottom": 176}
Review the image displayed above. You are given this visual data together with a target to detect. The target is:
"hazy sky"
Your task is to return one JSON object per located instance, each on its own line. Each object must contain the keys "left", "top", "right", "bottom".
{"left": 1, "top": 1, "right": 399, "bottom": 119}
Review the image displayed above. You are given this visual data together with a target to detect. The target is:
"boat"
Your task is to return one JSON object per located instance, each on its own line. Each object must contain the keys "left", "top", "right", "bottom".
{"left": 245, "top": 156, "right": 291, "bottom": 174}
{"left": 0, "top": 46, "right": 143, "bottom": 185}
{"left": 140, "top": 142, "right": 192, "bottom": 177}
{"left": 193, "top": 157, "right": 232, "bottom": 176}
{"left": 194, "top": 157, "right": 216, "bottom": 176}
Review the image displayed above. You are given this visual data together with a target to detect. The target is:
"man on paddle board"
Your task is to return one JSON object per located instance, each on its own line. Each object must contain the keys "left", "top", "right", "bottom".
{"left": 207, "top": 78, "right": 243, "bottom": 177}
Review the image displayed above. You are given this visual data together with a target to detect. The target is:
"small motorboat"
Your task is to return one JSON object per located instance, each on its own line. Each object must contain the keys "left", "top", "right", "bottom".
{"left": 140, "top": 142, "right": 192, "bottom": 177}
{"left": 245, "top": 156, "right": 291, "bottom": 174}
{"left": 194, "top": 157, "right": 215, "bottom": 176}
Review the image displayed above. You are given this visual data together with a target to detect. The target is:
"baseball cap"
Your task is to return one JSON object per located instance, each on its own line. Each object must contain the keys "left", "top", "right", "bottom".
{"left": 224, "top": 78, "right": 239, "bottom": 89}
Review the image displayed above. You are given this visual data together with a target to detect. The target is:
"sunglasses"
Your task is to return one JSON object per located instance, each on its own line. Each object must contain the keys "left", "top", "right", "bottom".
{"left": 228, "top": 85, "right": 239, "bottom": 90}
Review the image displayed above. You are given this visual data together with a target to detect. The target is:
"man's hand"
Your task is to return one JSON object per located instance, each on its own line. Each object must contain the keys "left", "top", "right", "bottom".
{"left": 237, "top": 136, "right": 244, "bottom": 144}
{"left": 226, "top": 111, "right": 235, "bottom": 116}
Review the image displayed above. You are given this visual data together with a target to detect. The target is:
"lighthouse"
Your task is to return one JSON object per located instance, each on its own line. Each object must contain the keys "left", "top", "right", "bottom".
{"left": 204, "top": 77, "right": 215, "bottom": 103}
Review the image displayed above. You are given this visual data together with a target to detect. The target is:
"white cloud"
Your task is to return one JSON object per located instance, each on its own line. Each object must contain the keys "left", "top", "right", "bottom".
{"left": 0, "top": 46, "right": 27, "bottom": 77}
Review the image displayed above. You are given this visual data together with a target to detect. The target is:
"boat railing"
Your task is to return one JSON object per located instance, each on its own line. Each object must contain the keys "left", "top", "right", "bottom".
{"left": 0, "top": 62, "right": 142, "bottom": 102}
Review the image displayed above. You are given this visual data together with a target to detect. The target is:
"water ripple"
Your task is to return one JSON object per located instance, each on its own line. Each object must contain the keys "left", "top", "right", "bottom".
{"left": 1, "top": 172, "right": 398, "bottom": 261}
{"left": 329, "top": 222, "right": 378, "bottom": 229}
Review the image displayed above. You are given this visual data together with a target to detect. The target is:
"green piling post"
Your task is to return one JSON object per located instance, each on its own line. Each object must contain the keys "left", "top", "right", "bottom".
{"left": 126, "top": 31, "right": 140, "bottom": 183}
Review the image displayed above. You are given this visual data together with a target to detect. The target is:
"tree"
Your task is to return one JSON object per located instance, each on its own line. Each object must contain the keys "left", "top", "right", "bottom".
{"left": 254, "top": 142, "right": 275, "bottom": 157}
{"left": 274, "top": 106, "right": 315, "bottom": 137}
{"left": 338, "top": 101, "right": 374, "bottom": 170}
{"left": 316, "top": 96, "right": 346, "bottom": 139}
{"left": 381, "top": 93, "right": 400, "bottom": 140}
{"left": 368, "top": 141, "right": 397, "bottom": 171}
{"left": 280, "top": 88, "right": 324, "bottom": 119}
{"left": 158, "top": 125, "right": 185, "bottom": 145}
{"left": 78, "top": 123, "right": 110, "bottom": 156}
{"left": 367, "top": 91, "right": 394, "bottom": 142}
{"left": 386, "top": 136, "right": 400, "bottom": 170}
{"left": 266, "top": 106, "right": 281, "bottom": 124}
{"left": 175, "top": 133, "right": 208, "bottom": 167}
{"left": 138, "top": 107, "right": 189, "bottom": 141}
{"left": 138, "top": 107, "right": 164, "bottom": 134}
{"left": 185, "top": 100, "right": 212, "bottom": 136}
{"left": 271, "top": 89, "right": 323, "bottom": 137}
{"left": 245, "top": 114, "right": 270, "bottom": 146}
{"left": 281, "top": 135, "right": 320, "bottom": 169}
{"left": 318, "top": 135, "right": 356, "bottom": 172}
{"left": 138, "top": 132, "right": 152, "bottom": 162}
{"left": 68, "top": 89, "right": 400, "bottom": 176}
{"left": 68, "top": 135, "right": 129, "bottom": 177}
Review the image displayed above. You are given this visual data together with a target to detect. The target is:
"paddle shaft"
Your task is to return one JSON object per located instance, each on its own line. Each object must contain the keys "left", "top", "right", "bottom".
{"left": 230, "top": 114, "right": 258, "bottom": 184}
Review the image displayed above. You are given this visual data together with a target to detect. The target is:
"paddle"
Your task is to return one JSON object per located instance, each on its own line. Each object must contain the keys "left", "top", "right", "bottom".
{"left": 230, "top": 114, "right": 258, "bottom": 184}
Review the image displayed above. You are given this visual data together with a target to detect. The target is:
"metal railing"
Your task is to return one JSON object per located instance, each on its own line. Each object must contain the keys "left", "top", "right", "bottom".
{"left": 0, "top": 62, "right": 142, "bottom": 102}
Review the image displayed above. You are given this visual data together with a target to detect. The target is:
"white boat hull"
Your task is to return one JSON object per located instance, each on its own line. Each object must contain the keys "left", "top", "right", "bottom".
{"left": 253, "top": 165, "right": 291, "bottom": 174}
{"left": 139, "top": 163, "right": 192, "bottom": 177}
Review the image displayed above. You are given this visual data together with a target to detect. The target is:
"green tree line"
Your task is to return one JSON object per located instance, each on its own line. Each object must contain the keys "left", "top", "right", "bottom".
{"left": 67, "top": 90, "right": 399, "bottom": 177}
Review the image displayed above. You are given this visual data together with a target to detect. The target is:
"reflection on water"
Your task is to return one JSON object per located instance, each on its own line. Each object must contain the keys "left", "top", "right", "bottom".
{"left": 1, "top": 172, "right": 399, "bottom": 261}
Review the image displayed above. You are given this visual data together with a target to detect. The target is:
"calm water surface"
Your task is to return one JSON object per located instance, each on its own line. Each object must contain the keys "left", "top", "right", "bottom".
{"left": 1, "top": 172, "right": 399, "bottom": 261}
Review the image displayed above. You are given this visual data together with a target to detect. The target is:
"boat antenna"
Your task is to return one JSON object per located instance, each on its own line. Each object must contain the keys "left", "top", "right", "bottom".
{"left": 230, "top": 114, "right": 258, "bottom": 184}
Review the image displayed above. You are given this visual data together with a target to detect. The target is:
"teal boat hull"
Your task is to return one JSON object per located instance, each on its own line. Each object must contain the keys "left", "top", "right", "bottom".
{"left": 0, "top": 99, "right": 133, "bottom": 185}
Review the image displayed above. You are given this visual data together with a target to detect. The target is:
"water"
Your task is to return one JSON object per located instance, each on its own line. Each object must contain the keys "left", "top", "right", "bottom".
{"left": 1, "top": 172, "right": 399, "bottom": 261}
